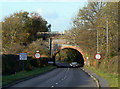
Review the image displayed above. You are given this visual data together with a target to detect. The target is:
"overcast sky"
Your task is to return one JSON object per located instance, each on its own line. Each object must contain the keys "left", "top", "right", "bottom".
{"left": 0, "top": 0, "right": 88, "bottom": 32}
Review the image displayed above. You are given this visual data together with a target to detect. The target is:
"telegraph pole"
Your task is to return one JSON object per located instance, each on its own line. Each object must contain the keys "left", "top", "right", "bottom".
{"left": 97, "top": 31, "right": 99, "bottom": 53}
{"left": 106, "top": 17, "right": 109, "bottom": 53}
{"left": 49, "top": 38, "right": 52, "bottom": 57}
{"left": 97, "top": 30, "right": 100, "bottom": 69}
{"left": 48, "top": 24, "right": 52, "bottom": 58}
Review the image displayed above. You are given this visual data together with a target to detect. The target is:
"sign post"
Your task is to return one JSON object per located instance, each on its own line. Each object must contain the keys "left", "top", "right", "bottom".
{"left": 22, "top": 61, "right": 24, "bottom": 71}
{"left": 19, "top": 53, "right": 27, "bottom": 71}
{"left": 95, "top": 53, "right": 101, "bottom": 69}
{"left": 86, "top": 57, "right": 88, "bottom": 66}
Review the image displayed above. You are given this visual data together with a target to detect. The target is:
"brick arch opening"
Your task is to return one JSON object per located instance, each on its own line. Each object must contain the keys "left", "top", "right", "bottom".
{"left": 52, "top": 46, "right": 86, "bottom": 66}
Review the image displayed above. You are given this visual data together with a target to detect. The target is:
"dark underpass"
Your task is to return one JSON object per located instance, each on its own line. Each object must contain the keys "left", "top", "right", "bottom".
{"left": 53, "top": 48, "right": 84, "bottom": 68}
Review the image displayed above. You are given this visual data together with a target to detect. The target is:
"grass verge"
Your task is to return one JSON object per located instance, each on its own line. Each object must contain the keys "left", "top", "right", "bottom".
{"left": 2, "top": 66, "right": 56, "bottom": 86}
{"left": 84, "top": 66, "right": 119, "bottom": 87}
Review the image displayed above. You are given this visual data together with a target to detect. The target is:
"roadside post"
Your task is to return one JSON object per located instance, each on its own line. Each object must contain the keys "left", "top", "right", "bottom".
{"left": 19, "top": 53, "right": 27, "bottom": 71}
{"left": 95, "top": 53, "right": 101, "bottom": 69}
{"left": 86, "top": 57, "right": 89, "bottom": 66}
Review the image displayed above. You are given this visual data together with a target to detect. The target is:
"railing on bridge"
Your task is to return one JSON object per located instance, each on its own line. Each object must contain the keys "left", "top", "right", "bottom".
{"left": 37, "top": 31, "right": 64, "bottom": 35}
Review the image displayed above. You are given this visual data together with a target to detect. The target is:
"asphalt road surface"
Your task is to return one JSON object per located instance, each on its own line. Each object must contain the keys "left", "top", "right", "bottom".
{"left": 55, "top": 61, "right": 70, "bottom": 67}
{"left": 11, "top": 68, "right": 97, "bottom": 88}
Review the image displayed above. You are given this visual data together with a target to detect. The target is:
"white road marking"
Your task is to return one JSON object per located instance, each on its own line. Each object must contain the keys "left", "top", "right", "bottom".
{"left": 60, "top": 68, "right": 69, "bottom": 82}
{"left": 52, "top": 68, "right": 69, "bottom": 87}
{"left": 51, "top": 86, "right": 54, "bottom": 87}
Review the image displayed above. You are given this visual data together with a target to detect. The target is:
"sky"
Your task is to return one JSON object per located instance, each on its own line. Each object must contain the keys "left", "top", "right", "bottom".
{"left": 0, "top": 0, "right": 88, "bottom": 32}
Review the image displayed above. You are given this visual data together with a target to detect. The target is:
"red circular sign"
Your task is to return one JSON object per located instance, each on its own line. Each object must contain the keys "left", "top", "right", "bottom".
{"left": 95, "top": 53, "right": 101, "bottom": 60}
{"left": 34, "top": 52, "right": 41, "bottom": 59}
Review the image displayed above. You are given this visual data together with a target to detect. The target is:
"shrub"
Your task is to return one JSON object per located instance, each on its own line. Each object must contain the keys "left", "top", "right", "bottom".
{"left": 2, "top": 54, "right": 50, "bottom": 75}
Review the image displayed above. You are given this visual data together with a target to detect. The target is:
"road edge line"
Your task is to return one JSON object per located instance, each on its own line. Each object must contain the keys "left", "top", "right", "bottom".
{"left": 81, "top": 68, "right": 100, "bottom": 88}
{"left": 2, "top": 67, "right": 57, "bottom": 89}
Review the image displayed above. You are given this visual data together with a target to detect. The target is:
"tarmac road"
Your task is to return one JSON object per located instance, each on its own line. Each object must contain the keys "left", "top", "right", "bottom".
{"left": 11, "top": 68, "right": 97, "bottom": 88}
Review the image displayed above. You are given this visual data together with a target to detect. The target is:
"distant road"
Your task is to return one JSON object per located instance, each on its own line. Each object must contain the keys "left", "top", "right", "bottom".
{"left": 55, "top": 61, "right": 70, "bottom": 67}
{"left": 11, "top": 68, "right": 97, "bottom": 87}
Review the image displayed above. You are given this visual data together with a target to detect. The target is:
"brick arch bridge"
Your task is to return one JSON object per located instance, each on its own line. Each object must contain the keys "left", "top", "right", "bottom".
{"left": 52, "top": 45, "right": 86, "bottom": 65}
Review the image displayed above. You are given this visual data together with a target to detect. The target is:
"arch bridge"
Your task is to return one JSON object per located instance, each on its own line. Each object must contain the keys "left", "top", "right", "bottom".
{"left": 51, "top": 44, "right": 86, "bottom": 66}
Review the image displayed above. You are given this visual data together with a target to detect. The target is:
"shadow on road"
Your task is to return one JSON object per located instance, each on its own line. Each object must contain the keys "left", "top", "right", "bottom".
{"left": 56, "top": 66, "right": 84, "bottom": 68}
